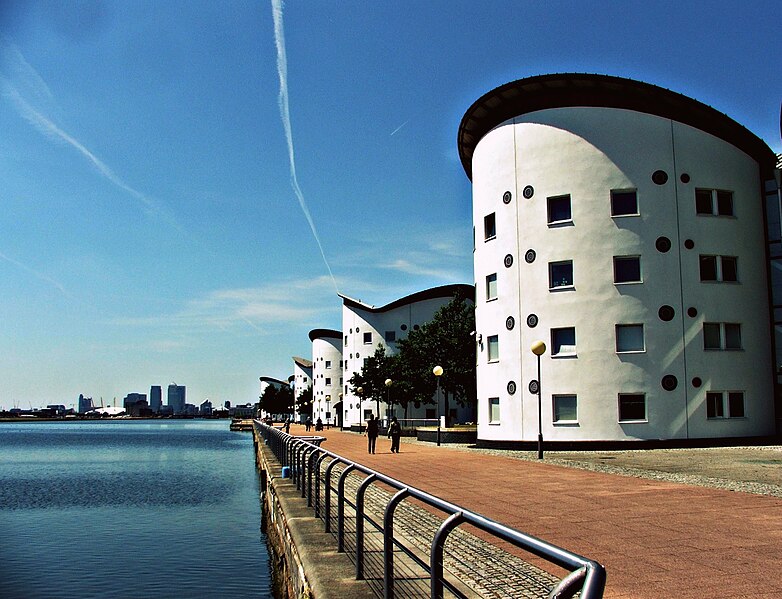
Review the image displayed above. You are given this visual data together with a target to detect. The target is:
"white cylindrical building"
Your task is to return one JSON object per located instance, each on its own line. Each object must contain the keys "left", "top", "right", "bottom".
{"left": 309, "top": 329, "right": 343, "bottom": 428}
{"left": 458, "top": 74, "right": 778, "bottom": 446}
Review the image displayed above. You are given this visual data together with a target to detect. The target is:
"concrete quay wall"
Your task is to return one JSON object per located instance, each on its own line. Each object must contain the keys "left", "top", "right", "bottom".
{"left": 254, "top": 432, "right": 369, "bottom": 599}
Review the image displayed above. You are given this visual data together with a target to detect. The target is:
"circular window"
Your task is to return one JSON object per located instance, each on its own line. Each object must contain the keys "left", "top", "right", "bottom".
{"left": 502, "top": 191, "right": 512, "bottom": 204}
{"left": 655, "top": 237, "right": 671, "bottom": 253}
{"left": 684, "top": 239, "right": 694, "bottom": 250}
{"left": 680, "top": 173, "right": 691, "bottom": 184}
{"left": 692, "top": 377, "right": 702, "bottom": 388}
{"left": 400, "top": 324, "right": 407, "bottom": 331}
{"left": 522, "top": 185, "right": 534, "bottom": 199}
{"left": 355, "top": 327, "right": 359, "bottom": 332}
{"left": 528, "top": 380, "right": 539, "bottom": 394}
{"left": 350, "top": 354, "right": 353, "bottom": 359}
{"left": 506, "top": 316, "right": 515, "bottom": 330}
{"left": 658, "top": 305, "right": 675, "bottom": 321}
{"left": 526, "top": 314, "right": 539, "bottom": 328}
{"left": 504, "top": 254, "right": 514, "bottom": 268}
{"left": 687, "top": 307, "right": 697, "bottom": 318}
{"left": 413, "top": 325, "right": 420, "bottom": 331}
{"left": 356, "top": 352, "right": 360, "bottom": 358}
{"left": 524, "top": 249, "right": 536, "bottom": 264}
{"left": 349, "top": 328, "right": 353, "bottom": 334}
{"left": 661, "top": 375, "right": 678, "bottom": 391}
{"left": 507, "top": 381, "right": 517, "bottom": 395}
{"left": 652, "top": 170, "right": 669, "bottom": 185}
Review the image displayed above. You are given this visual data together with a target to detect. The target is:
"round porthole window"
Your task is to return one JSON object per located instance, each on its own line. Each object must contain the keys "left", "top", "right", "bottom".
{"left": 413, "top": 325, "right": 420, "bottom": 331}
{"left": 528, "top": 380, "right": 539, "bottom": 394}
{"left": 524, "top": 249, "right": 536, "bottom": 264}
{"left": 504, "top": 254, "right": 514, "bottom": 268}
{"left": 692, "top": 377, "right": 702, "bottom": 388}
{"left": 526, "top": 314, "right": 538, "bottom": 328}
{"left": 652, "top": 170, "right": 669, "bottom": 185}
{"left": 506, "top": 316, "right": 515, "bottom": 330}
{"left": 661, "top": 375, "right": 678, "bottom": 391}
{"left": 401, "top": 324, "right": 407, "bottom": 331}
{"left": 507, "top": 381, "right": 517, "bottom": 395}
{"left": 658, "top": 305, "right": 675, "bottom": 321}
{"left": 684, "top": 239, "right": 694, "bottom": 250}
{"left": 687, "top": 307, "right": 698, "bottom": 318}
{"left": 502, "top": 191, "right": 512, "bottom": 204}
{"left": 655, "top": 237, "right": 671, "bottom": 253}
{"left": 680, "top": 173, "right": 691, "bottom": 184}
{"left": 522, "top": 185, "right": 534, "bottom": 199}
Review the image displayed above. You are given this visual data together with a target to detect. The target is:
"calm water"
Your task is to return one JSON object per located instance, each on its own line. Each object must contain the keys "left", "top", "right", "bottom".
{"left": 0, "top": 420, "right": 273, "bottom": 599}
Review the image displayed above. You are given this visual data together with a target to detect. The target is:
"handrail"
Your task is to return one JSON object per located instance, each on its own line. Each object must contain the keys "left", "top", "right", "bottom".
{"left": 254, "top": 420, "right": 606, "bottom": 599}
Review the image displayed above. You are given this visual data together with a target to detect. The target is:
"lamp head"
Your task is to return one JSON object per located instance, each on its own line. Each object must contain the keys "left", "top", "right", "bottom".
{"left": 385, "top": 378, "right": 392, "bottom": 387}
{"left": 531, "top": 340, "right": 547, "bottom": 356}
{"left": 432, "top": 365, "right": 443, "bottom": 377}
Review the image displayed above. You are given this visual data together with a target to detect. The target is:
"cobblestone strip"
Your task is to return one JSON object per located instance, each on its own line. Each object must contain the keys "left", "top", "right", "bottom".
{"left": 318, "top": 462, "right": 560, "bottom": 599}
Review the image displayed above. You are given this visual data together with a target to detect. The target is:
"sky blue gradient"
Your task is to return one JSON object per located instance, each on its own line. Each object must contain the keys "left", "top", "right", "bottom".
{"left": 1, "top": 1, "right": 780, "bottom": 410}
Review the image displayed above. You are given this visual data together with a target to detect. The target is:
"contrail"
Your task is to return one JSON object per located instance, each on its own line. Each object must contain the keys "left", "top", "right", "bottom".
{"left": 390, "top": 120, "right": 409, "bottom": 136}
{"left": 270, "top": 0, "right": 339, "bottom": 294}
{"left": 0, "top": 250, "right": 73, "bottom": 299}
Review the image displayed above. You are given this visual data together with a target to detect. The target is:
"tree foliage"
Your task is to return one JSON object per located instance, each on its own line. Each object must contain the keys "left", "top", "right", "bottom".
{"left": 259, "top": 384, "right": 294, "bottom": 416}
{"left": 351, "top": 294, "right": 476, "bottom": 417}
{"left": 295, "top": 384, "right": 313, "bottom": 416}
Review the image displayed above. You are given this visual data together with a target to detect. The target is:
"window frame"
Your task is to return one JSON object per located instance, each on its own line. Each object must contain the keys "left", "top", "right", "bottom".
{"left": 615, "top": 324, "right": 645, "bottom": 353}
{"left": 613, "top": 256, "right": 642, "bottom": 284}
{"left": 485, "top": 273, "right": 498, "bottom": 302}
{"left": 706, "top": 391, "right": 746, "bottom": 419}
{"left": 551, "top": 327, "right": 577, "bottom": 357}
{"left": 549, "top": 260, "right": 574, "bottom": 290}
{"left": 610, "top": 189, "right": 639, "bottom": 217}
{"left": 486, "top": 335, "right": 499, "bottom": 363}
{"left": 699, "top": 255, "right": 738, "bottom": 283}
{"left": 695, "top": 188, "right": 735, "bottom": 217}
{"left": 484, "top": 213, "right": 496, "bottom": 241}
{"left": 618, "top": 393, "right": 647, "bottom": 422}
{"left": 703, "top": 322, "right": 742, "bottom": 351}
{"left": 553, "top": 394, "right": 578, "bottom": 424}
{"left": 488, "top": 397, "right": 500, "bottom": 424}
{"left": 547, "top": 194, "right": 572, "bottom": 225}
{"left": 363, "top": 332, "right": 372, "bottom": 345}
{"left": 384, "top": 330, "right": 396, "bottom": 343}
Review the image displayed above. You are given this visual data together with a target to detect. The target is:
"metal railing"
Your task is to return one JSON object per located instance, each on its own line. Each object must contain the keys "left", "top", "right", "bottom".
{"left": 255, "top": 420, "right": 606, "bottom": 599}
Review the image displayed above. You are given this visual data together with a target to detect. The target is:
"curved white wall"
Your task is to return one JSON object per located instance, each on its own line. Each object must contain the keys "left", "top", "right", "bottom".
{"left": 472, "top": 107, "right": 774, "bottom": 443}
{"left": 311, "top": 336, "right": 342, "bottom": 425}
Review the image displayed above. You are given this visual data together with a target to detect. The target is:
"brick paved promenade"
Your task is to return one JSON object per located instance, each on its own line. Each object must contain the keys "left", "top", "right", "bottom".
{"left": 291, "top": 424, "right": 782, "bottom": 599}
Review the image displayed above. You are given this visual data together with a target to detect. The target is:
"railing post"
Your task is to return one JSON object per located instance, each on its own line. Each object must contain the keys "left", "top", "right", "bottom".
{"left": 314, "top": 453, "right": 330, "bottom": 518}
{"left": 324, "top": 458, "right": 342, "bottom": 533}
{"left": 383, "top": 488, "right": 410, "bottom": 599}
{"left": 355, "top": 474, "right": 376, "bottom": 580}
{"left": 430, "top": 512, "right": 465, "bottom": 599}
{"left": 337, "top": 464, "right": 356, "bottom": 553}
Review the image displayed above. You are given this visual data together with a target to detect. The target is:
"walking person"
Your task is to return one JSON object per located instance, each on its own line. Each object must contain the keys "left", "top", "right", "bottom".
{"left": 305, "top": 416, "right": 312, "bottom": 432}
{"left": 365, "top": 414, "right": 379, "bottom": 454}
{"left": 387, "top": 416, "right": 401, "bottom": 453}
{"left": 284, "top": 417, "right": 291, "bottom": 434}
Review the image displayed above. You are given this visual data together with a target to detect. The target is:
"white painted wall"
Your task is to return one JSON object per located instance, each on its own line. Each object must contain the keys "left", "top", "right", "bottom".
{"left": 472, "top": 107, "right": 774, "bottom": 442}
{"left": 311, "top": 336, "right": 342, "bottom": 426}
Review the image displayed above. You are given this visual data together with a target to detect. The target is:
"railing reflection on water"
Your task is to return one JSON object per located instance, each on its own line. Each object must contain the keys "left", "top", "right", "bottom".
{"left": 256, "top": 420, "right": 606, "bottom": 599}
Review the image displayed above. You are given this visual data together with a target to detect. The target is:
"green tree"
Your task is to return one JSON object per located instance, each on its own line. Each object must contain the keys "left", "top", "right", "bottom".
{"left": 349, "top": 344, "right": 394, "bottom": 417}
{"left": 296, "top": 384, "right": 313, "bottom": 417}
{"left": 394, "top": 294, "right": 476, "bottom": 420}
{"left": 259, "top": 384, "right": 294, "bottom": 417}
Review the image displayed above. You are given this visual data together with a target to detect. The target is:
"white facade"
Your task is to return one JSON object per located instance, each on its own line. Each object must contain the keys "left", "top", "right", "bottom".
{"left": 309, "top": 329, "right": 343, "bottom": 426}
{"left": 292, "top": 357, "right": 313, "bottom": 423}
{"left": 340, "top": 285, "right": 474, "bottom": 428}
{"left": 459, "top": 74, "right": 778, "bottom": 444}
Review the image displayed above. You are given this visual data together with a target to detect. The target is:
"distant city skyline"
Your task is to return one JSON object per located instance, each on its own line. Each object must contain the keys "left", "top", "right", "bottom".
{"left": 1, "top": 1, "right": 780, "bottom": 411}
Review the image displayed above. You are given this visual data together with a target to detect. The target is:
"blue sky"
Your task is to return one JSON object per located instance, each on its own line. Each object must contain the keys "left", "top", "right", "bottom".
{"left": 1, "top": 0, "right": 780, "bottom": 410}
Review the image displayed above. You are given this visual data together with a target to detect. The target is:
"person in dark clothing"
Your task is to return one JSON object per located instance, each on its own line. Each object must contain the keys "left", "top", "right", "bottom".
{"left": 365, "top": 414, "right": 379, "bottom": 454}
{"left": 315, "top": 417, "right": 323, "bottom": 431}
{"left": 387, "top": 416, "right": 401, "bottom": 453}
{"left": 284, "top": 417, "right": 291, "bottom": 434}
{"left": 305, "top": 416, "right": 312, "bottom": 432}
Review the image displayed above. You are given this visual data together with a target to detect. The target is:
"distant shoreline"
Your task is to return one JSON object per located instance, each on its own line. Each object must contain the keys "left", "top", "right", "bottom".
{"left": 0, "top": 416, "right": 232, "bottom": 423}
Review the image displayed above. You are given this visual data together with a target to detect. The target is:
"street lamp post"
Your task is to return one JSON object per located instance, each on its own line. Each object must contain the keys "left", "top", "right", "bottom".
{"left": 338, "top": 392, "right": 343, "bottom": 430}
{"left": 433, "top": 366, "right": 443, "bottom": 446}
{"left": 325, "top": 395, "right": 331, "bottom": 429}
{"left": 385, "top": 378, "right": 392, "bottom": 423}
{"left": 357, "top": 386, "right": 364, "bottom": 433}
{"left": 530, "top": 340, "right": 546, "bottom": 460}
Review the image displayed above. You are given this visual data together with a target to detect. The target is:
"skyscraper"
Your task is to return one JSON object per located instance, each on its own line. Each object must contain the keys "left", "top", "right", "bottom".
{"left": 150, "top": 386, "right": 162, "bottom": 413}
{"left": 167, "top": 383, "right": 186, "bottom": 415}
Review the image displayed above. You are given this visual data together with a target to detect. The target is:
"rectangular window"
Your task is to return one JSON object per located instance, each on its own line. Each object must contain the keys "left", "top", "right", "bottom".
{"left": 551, "top": 327, "right": 576, "bottom": 356}
{"left": 547, "top": 194, "right": 572, "bottom": 224}
{"left": 695, "top": 189, "right": 734, "bottom": 216}
{"left": 344, "top": 335, "right": 348, "bottom": 346}
{"left": 704, "top": 323, "right": 742, "bottom": 350}
{"left": 487, "top": 335, "right": 499, "bottom": 362}
{"left": 484, "top": 213, "right": 496, "bottom": 240}
{"left": 700, "top": 255, "right": 738, "bottom": 282}
{"left": 363, "top": 332, "right": 372, "bottom": 344}
{"left": 325, "top": 360, "right": 331, "bottom": 369}
{"left": 489, "top": 398, "right": 500, "bottom": 423}
{"left": 549, "top": 260, "right": 574, "bottom": 289}
{"left": 486, "top": 273, "right": 498, "bottom": 301}
{"left": 325, "top": 378, "right": 331, "bottom": 385}
{"left": 384, "top": 330, "right": 396, "bottom": 343}
{"left": 616, "top": 324, "right": 645, "bottom": 352}
{"left": 618, "top": 393, "right": 646, "bottom": 422}
{"left": 707, "top": 391, "right": 745, "bottom": 419}
{"left": 553, "top": 395, "right": 577, "bottom": 423}
{"left": 425, "top": 408, "right": 436, "bottom": 419}
{"left": 613, "top": 256, "right": 641, "bottom": 284}
{"left": 611, "top": 190, "right": 638, "bottom": 216}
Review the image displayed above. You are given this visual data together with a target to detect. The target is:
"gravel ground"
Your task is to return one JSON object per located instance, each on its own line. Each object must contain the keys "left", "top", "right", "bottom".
{"left": 404, "top": 439, "right": 782, "bottom": 498}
